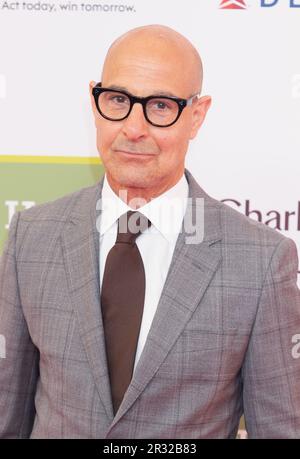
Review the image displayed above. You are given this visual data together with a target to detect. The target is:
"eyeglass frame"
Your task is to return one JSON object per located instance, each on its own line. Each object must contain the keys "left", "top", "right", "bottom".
{"left": 92, "top": 82, "right": 200, "bottom": 128}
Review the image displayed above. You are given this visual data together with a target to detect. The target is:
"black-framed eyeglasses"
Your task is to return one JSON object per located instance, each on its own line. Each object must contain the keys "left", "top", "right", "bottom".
{"left": 92, "top": 82, "right": 200, "bottom": 128}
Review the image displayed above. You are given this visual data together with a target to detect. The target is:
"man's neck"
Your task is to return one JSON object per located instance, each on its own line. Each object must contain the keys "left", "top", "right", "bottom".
{"left": 105, "top": 170, "right": 185, "bottom": 209}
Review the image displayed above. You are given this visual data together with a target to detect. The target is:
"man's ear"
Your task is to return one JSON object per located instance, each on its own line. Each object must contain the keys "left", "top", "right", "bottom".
{"left": 189, "top": 95, "right": 212, "bottom": 140}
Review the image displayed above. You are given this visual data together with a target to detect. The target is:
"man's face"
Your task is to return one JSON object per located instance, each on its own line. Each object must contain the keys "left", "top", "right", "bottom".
{"left": 90, "top": 37, "right": 211, "bottom": 194}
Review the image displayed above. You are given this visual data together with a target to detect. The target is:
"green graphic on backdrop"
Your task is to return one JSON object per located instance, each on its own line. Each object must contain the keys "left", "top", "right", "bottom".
{"left": 0, "top": 159, "right": 104, "bottom": 253}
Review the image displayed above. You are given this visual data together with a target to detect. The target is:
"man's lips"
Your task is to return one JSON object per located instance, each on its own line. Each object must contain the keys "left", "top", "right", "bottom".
{"left": 115, "top": 149, "right": 157, "bottom": 157}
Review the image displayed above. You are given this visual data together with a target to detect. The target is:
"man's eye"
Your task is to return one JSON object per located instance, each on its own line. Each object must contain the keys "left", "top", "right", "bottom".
{"left": 156, "top": 101, "right": 167, "bottom": 109}
{"left": 111, "top": 96, "right": 127, "bottom": 104}
{"left": 149, "top": 100, "right": 172, "bottom": 111}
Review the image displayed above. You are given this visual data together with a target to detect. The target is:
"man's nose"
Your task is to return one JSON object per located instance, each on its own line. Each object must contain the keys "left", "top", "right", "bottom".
{"left": 121, "top": 102, "right": 149, "bottom": 140}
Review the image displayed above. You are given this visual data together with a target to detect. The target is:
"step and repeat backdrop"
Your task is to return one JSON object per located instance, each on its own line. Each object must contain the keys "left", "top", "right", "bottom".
{"left": 0, "top": 0, "right": 299, "bottom": 438}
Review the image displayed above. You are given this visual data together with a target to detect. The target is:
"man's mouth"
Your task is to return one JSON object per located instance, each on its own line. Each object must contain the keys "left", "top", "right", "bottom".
{"left": 116, "top": 149, "right": 156, "bottom": 157}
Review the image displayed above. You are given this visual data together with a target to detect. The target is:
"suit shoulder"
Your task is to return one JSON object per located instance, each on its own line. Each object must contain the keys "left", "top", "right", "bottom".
{"left": 18, "top": 182, "right": 101, "bottom": 223}
{"left": 11, "top": 183, "right": 101, "bottom": 259}
{"left": 215, "top": 198, "right": 287, "bottom": 247}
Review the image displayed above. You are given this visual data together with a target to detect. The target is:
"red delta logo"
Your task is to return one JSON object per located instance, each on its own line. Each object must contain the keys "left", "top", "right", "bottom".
{"left": 219, "top": 0, "right": 247, "bottom": 8}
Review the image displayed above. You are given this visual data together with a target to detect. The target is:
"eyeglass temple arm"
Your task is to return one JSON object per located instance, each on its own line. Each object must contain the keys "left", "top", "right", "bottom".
{"left": 186, "top": 93, "right": 201, "bottom": 106}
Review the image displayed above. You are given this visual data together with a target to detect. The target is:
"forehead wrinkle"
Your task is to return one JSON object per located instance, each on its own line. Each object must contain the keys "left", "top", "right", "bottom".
{"left": 102, "top": 59, "right": 185, "bottom": 96}
{"left": 102, "top": 58, "right": 195, "bottom": 98}
{"left": 103, "top": 57, "right": 177, "bottom": 79}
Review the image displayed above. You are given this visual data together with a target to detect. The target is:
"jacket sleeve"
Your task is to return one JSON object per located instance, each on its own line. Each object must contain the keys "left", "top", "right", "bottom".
{"left": 0, "top": 212, "right": 39, "bottom": 438}
{"left": 242, "top": 236, "right": 300, "bottom": 438}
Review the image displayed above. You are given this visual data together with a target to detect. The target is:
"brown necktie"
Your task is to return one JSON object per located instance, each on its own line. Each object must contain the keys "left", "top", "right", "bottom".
{"left": 101, "top": 210, "right": 151, "bottom": 415}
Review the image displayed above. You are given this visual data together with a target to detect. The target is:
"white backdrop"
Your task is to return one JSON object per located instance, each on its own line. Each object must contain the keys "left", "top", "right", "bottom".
{"left": 0, "top": 0, "right": 299, "bottom": 285}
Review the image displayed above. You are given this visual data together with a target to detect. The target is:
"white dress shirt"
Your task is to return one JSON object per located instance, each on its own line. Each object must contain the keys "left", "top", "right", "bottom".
{"left": 99, "top": 173, "right": 189, "bottom": 373}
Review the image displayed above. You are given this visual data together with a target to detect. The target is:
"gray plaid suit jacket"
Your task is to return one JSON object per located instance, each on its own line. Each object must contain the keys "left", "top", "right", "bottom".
{"left": 1, "top": 168, "right": 300, "bottom": 438}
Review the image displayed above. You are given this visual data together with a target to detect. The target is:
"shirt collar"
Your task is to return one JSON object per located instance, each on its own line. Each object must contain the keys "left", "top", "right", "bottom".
{"left": 99, "top": 172, "right": 189, "bottom": 243}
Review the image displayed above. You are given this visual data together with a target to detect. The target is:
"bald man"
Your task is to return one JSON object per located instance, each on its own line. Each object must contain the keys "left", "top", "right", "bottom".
{"left": 0, "top": 25, "right": 300, "bottom": 439}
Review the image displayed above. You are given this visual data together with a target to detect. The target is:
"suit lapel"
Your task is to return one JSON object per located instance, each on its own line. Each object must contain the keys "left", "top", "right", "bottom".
{"left": 61, "top": 177, "right": 115, "bottom": 423}
{"left": 106, "top": 168, "right": 223, "bottom": 433}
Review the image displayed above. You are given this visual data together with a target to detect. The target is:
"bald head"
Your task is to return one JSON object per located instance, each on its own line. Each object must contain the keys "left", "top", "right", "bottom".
{"left": 101, "top": 25, "right": 203, "bottom": 96}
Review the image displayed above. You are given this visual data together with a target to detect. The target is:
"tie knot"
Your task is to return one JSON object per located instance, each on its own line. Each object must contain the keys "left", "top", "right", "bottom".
{"left": 116, "top": 210, "right": 151, "bottom": 245}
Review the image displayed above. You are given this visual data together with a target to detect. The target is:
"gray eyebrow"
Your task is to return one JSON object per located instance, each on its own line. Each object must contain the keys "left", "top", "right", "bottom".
{"left": 105, "top": 85, "right": 179, "bottom": 98}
